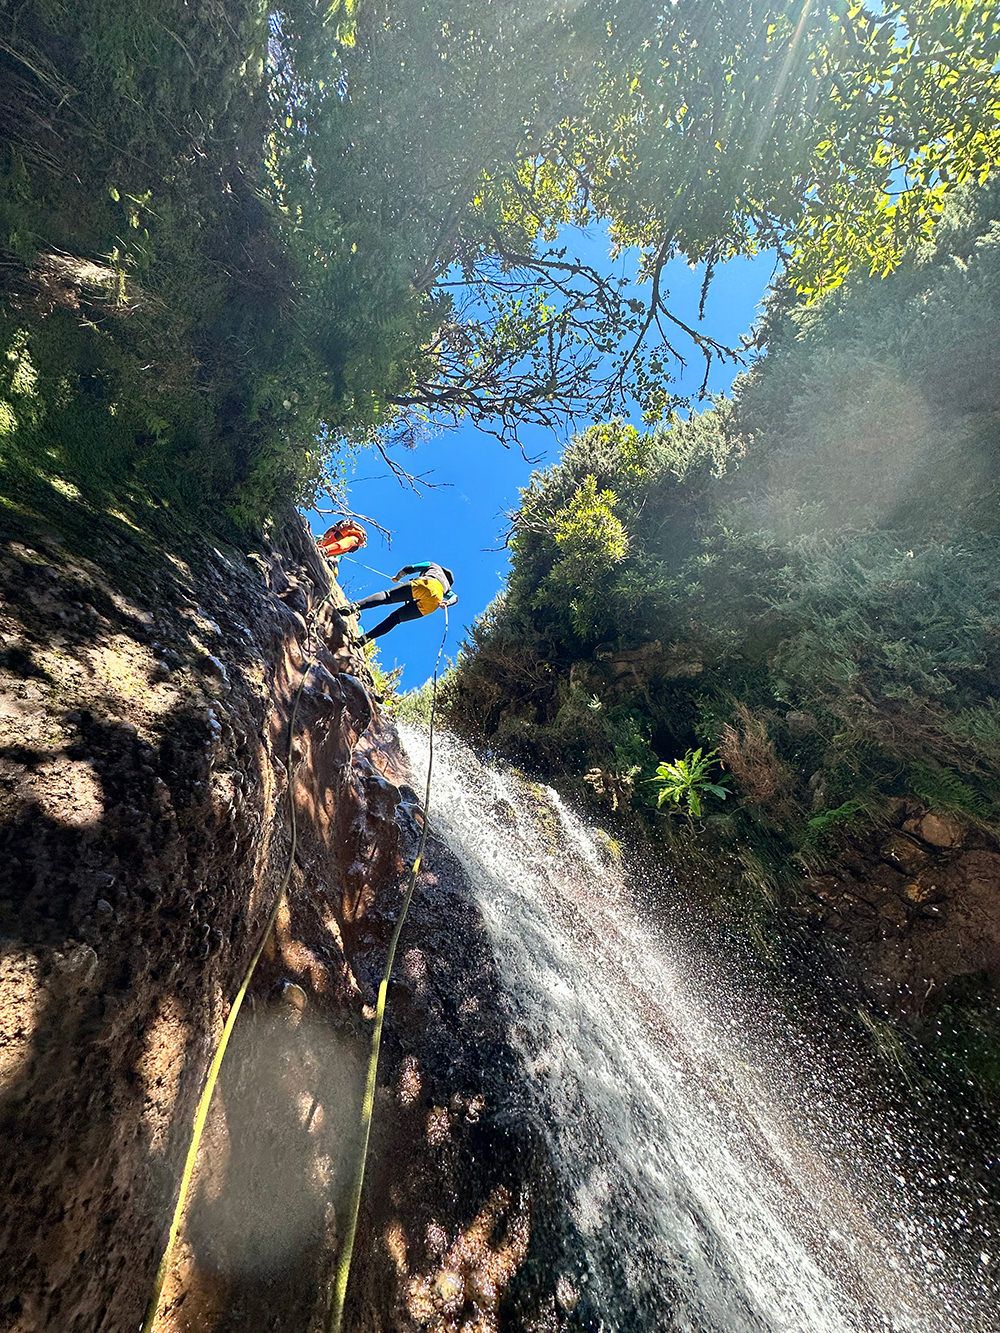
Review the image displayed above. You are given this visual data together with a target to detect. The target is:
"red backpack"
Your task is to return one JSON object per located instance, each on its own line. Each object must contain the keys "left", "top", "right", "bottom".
{"left": 317, "top": 519, "right": 367, "bottom": 559}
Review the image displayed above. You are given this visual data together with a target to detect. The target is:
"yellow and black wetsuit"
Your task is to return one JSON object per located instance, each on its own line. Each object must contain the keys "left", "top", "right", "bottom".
{"left": 352, "top": 562, "right": 456, "bottom": 644}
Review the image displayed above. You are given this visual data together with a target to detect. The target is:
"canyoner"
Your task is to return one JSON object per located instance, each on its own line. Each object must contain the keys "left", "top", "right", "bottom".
{"left": 317, "top": 520, "right": 368, "bottom": 564}
{"left": 345, "top": 562, "right": 458, "bottom": 646}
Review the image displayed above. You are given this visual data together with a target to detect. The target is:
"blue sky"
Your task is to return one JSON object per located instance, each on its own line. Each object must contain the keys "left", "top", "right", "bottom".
{"left": 305, "top": 233, "right": 775, "bottom": 687}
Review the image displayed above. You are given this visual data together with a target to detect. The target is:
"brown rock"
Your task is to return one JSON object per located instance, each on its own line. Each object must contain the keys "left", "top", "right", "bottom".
{"left": 903, "top": 880, "right": 940, "bottom": 905}
{"left": 878, "top": 898, "right": 909, "bottom": 929}
{"left": 283, "top": 980, "right": 308, "bottom": 1008}
{"left": 882, "top": 833, "right": 931, "bottom": 874}
{"left": 785, "top": 710, "right": 816, "bottom": 736}
{"left": 907, "top": 811, "right": 965, "bottom": 849}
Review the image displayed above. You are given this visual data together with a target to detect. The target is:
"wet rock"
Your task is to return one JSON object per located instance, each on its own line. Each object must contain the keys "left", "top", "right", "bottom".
{"left": 905, "top": 811, "right": 965, "bottom": 849}
{"left": 882, "top": 833, "right": 931, "bottom": 873}
{"left": 878, "top": 898, "right": 908, "bottom": 930}
{"left": 338, "top": 672, "right": 374, "bottom": 734}
{"left": 57, "top": 944, "right": 99, "bottom": 984}
{"left": 281, "top": 981, "right": 308, "bottom": 1012}
{"left": 466, "top": 1268, "right": 498, "bottom": 1306}
{"left": 903, "top": 879, "right": 943, "bottom": 905}
{"left": 278, "top": 578, "right": 309, "bottom": 615}
{"left": 197, "top": 653, "right": 230, "bottom": 686}
{"left": 433, "top": 1269, "right": 464, "bottom": 1311}
{"left": 556, "top": 1273, "right": 580, "bottom": 1312}
{"left": 491, "top": 797, "right": 517, "bottom": 827}
{"left": 785, "top": 709, "right": 816, "bottom": 736}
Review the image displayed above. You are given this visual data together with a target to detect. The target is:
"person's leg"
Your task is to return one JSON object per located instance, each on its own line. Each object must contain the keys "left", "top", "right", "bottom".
{"left": 352, "top": 584, "right": 410, "bottom": 613}
{"left": 361, "top": 598, "right": 423, "bottom": 643}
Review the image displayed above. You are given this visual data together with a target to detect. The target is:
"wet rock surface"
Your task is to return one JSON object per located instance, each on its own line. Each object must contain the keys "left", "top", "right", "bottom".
{"left": 799, "top": 804, "right": 1000, "bottom": 1022}
{"left": 0, "top": 512, "right": 358, "bottom": 1331}
{"left": 0, "top": 513, "right": 560, "bottom": 1332}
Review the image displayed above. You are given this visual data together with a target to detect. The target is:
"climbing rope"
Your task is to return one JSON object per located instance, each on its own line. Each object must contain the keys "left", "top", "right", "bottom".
{"left": 326, "top": 608, "right": 449, "bottom": 1333}
{"left": 140, "top": 563, "right": 448, "bottom": 1333}
{"left": 339, "top": 552, "right": 399, "bottom": 583}
{"left": 139, "top": 590, "right": 333, "bottom": 1333}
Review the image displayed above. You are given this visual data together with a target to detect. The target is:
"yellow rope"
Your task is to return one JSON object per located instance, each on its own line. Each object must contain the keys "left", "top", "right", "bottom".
{"left": 326, "top": 610, "right": 447, "bottom": 1333}
{"left": 141, "top": 577, "right": 448, "bottom": 1333}
{"left": 140, "top": 595, "right": 330, "bottom": 1333}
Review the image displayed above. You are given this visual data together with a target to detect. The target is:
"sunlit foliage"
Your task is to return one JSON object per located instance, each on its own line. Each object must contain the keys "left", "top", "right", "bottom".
{"left": 648, "top": 749, "right": 731, "bottom": 820}
{"left": 445, "top": 183, "right": 1000, "bottom": 837}
{"left": 1, "top": 0, "right": 997, "bottom": 521}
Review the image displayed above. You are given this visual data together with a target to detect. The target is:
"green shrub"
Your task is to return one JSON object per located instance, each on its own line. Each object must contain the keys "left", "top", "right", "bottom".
{"left": 804, "top": 800, "right": 869, "bottom": 848}
{"left": 444, "top": 183, "right": 1000, "bottom": 870}
{"left": 392, "top": 679, "right": 437, "bottom": 728}
{"left": 647, "top": 749, "right": 730, "bottom": 820}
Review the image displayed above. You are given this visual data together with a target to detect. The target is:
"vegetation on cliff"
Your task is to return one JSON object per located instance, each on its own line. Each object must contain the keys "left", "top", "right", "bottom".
{"left": 446, "top": 184, "right": 1000, "bottom": 809}
{"left": 3, "top": 0, "right": 999, "bottom": 530}
{"left": 440, "top": 182, "right": 1000, "bottom": 1086}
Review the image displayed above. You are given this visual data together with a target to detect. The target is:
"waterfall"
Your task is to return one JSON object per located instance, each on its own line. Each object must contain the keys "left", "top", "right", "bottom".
{"left": 400, "top": 725, "right": 997, "bottom": 1333}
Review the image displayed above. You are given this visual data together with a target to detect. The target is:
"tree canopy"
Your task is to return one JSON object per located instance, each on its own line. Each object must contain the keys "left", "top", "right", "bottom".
{"left": 271, "top": 0, "right": 1000, "bottom": 440}
{"left": 2, "top": 0, "right": 998, "bottom": 518}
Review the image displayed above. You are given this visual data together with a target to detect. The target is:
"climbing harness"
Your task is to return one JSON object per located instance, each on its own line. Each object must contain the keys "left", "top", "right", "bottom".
{"left": 326, "top": 608, "right": 449, "bottom": 1333}
{"left": 139, "top": 589, "right": 334, "bottom": 1333}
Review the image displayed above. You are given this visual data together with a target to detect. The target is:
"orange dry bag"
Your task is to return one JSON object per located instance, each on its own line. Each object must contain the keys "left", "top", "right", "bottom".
{"left": 317, "top": 519, "right": 367, "bottom": 559}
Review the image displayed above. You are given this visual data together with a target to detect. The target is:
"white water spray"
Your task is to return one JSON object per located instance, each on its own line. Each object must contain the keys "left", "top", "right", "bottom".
{"left": 400, "top": 726, "right": 996, "bottom": 1333}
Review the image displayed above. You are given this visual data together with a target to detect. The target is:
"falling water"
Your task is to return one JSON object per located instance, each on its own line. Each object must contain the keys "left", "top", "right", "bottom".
{"left": 400, "top": 725, "right": 998, "bottom": 1333}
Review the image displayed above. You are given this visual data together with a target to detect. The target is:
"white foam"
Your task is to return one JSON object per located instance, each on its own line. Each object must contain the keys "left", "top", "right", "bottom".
{"left": 401, "top": 725, "right": 995, "bottom": 1332}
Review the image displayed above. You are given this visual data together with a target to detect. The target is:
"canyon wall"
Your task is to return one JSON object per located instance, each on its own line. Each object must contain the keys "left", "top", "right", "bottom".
{"left": 0, "top": 513, "right": 559, "bottom": 1333}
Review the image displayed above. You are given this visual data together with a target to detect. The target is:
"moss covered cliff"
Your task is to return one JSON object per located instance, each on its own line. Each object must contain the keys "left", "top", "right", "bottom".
{"left": 441, "top": 184, "right": 1000, "bottom": 1104}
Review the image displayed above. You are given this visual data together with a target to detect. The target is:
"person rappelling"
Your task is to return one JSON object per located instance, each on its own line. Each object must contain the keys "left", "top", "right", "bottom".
{"left": 316, "top": 518, "right": 367, "bottom": 570}
{"left": 345, "top": 562, "right": 457, "bottom": 645}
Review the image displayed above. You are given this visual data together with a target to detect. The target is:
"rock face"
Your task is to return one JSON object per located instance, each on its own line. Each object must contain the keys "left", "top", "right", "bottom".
{"left": 0, "top": 513, "right": 559, "bottom": 1332}
{"left": 569, "top": 640, "right": 703, "bottom": 703}
{"left": 799, "top": 805, "right": 1000, "bottom": 1023}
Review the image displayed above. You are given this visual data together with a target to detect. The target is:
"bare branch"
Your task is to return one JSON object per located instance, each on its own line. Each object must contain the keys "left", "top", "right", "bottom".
{"left": 373, "top": 438, "right": 449, "bottom": 493}
{"left": 314, "top": 486, "right": 394, "bottom": 543}
{"left": 387, "top": 225, "right": 747, "bottom": 446}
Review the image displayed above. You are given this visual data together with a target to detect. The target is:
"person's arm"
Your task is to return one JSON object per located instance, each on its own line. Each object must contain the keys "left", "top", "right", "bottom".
{"left": 442, "top": 592, "right": 458, "bottom": 607}
{"left": 392, "top": 562, "right": 429, "bottom": 581}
